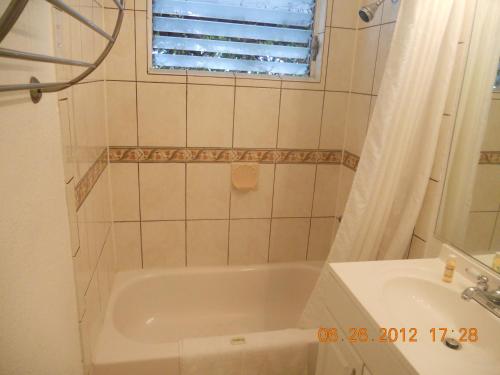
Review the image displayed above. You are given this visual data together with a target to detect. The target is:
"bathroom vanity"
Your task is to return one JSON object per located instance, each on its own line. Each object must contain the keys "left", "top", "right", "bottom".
{"left": 314, "top": 251, "right": 500, "bottom": 375}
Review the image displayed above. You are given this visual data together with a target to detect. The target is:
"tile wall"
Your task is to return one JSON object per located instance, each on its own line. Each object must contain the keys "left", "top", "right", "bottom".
{"left": 105, "top": 0, "right": 401, "bottom": 270}
{"left": 53, "top": 0, "right": 117, "bottom": 372}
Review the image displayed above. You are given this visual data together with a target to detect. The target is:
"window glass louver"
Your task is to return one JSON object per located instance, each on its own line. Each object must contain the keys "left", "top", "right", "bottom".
{"left": 152, "top": 0, "right": 317, "bottom": 76}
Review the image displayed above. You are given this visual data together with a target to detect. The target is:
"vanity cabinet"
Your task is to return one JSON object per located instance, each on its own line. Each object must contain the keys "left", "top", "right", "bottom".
{"left": 313, "top": 268, "right": 415, "bottom": 375}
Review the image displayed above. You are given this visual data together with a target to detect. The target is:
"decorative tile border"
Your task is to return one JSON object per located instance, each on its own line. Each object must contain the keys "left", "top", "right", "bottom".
{"left": 479, "top": 151, "right": 500, "bottom": 165}
{"left": 343, "top": 151, "right": 360, "bottom": 171}
{"left": 75, "top": 148, "right": 108, "bottom": 210}
{"left": 108, "top": 147, "right": 344, "bottom": 164}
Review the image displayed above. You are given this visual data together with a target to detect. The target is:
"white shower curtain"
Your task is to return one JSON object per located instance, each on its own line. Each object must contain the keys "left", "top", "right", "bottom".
{"left": 301, "top": 0, "right": 465, "bottom": 326}
{"left": 331, "top": 0, "right": 465, "bottom": 262}
{"left": 437, "top": 0, "right": 500, "bottom": 249}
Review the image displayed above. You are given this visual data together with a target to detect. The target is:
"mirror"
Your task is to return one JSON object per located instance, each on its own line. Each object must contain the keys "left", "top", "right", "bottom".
{"left": 436, "top": 3, "right": 500, "bottom": 273}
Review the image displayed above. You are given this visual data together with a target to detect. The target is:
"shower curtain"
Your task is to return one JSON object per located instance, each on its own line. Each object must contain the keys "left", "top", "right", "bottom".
{"left": 301, "top": 0, "right": 465, "bottom": 326}
{"left": 331, "top": 0, "right": 465, "bottom": 262}
{"left": 437, "top": 0, "right": 500, "bottom": 250}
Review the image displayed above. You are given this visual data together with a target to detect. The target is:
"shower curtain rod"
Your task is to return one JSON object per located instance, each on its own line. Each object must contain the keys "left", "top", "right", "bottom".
{"left": 0, "top": 0, "right": 124, "bottom": 102}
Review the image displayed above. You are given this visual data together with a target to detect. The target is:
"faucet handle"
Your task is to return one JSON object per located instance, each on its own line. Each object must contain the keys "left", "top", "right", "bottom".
{"left": 477, "top": 275, "right": 489, "bottom": 291}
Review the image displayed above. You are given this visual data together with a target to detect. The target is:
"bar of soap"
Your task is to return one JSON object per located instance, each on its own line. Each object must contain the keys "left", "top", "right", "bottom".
{"left": 231, "top": 163, "right": 258, "bottom": 191}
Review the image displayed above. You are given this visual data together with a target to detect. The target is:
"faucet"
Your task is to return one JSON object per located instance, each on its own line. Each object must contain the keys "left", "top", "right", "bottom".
{"left": 461, "top": 275, "right": 500, "bottom": 318}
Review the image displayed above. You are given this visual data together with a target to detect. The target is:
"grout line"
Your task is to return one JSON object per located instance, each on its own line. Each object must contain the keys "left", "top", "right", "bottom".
{"left": 413, "top": 233, "right": 427, "bottom": 243}
{"left": 267, "top": 165, "right": 278, "bottom": 263}
{"left": 305, "top": 165, "right": 319, "bottom": 261}
{"left": 83, "top": 224, "right": 113, "bottom": 296}
{"left": 184, "top": 163, "right": 188, "bottom": 266}
{"left": 113, "top": 216, "right": 338, "bottom": 223}
{"left": 358, "top": 20, "right": 397, "bottom": 31}
{"left": 136, "top": 163, "right": 144, "bottom": 268}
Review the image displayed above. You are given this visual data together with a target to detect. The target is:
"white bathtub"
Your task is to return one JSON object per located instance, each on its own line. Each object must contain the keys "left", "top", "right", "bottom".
{"left": 93, "top": 262, "right": 321, "bottom": 375}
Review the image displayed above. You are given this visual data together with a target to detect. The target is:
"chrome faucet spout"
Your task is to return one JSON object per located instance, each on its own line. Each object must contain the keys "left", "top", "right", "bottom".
{"left": 461, "top": 275, "right": 500, "bottom": 318}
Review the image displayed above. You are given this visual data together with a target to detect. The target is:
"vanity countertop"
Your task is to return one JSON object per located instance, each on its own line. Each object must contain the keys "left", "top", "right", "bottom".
{"left": 327, "top": 257, "right": 500, "bottom": 375}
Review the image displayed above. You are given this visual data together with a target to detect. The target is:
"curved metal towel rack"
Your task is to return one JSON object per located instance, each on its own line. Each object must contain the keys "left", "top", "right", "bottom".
{"left": 0, "top": 0, "right": 124, "bottom": 102}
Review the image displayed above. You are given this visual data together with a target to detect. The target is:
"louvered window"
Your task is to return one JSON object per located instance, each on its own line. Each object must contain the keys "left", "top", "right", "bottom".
{"left": 151, "top": 0, "right": 319, "bottom": 76}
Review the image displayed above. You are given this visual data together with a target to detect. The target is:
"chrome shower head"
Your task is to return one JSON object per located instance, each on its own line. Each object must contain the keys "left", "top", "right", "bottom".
{"left": 359, "top": 0, "right": 384, "bottom": 23}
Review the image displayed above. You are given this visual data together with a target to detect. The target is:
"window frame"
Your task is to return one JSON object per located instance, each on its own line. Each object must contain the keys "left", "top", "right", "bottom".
{"left": 146, "top": 0, "right": 328, "bottom": 82}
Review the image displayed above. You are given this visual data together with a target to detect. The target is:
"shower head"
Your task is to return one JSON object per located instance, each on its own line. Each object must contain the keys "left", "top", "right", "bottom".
{"left": 359, "top": 0, "right": 384, "bottom": 23}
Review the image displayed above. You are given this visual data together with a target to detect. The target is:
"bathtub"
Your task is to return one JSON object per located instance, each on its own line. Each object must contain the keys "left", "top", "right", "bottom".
{"left": 93, "top": 262, "right": 321, "bottom": 375}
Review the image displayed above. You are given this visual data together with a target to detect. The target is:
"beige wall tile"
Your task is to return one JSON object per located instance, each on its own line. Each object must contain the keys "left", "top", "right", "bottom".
{"left": 104, "top": 0, "right": 134, "bottom": 9}
{"left": 65, "top": 180, "right": 80, "bottom": 256}
{"left": 312, "top": 165, "right": 339, "bottom": 217}
{"left": 414, "top": 180, "right": 440, "bottom": 241}
{"left": 187, "top": 85, "right": 234, "bottom": 147}
{"left": 369, "top": 95, "right": 377, "bottom": 123}
{"left": 320, "top": 92, "right": 348, "bottom": 149}
{"left": 230, "top": 164, "right": 274, "bottom": 218}
{"left": 272, "top": 164, "right": 316, "bottom": 217}
{"left": 235, "top": 75, "right": 281, "bottom": 88}
{"left": 470, "top": 165, "right": 500, "bottom": 212}
{"left": 142, "top": 221, "right": 186, "bottom": 268}
{"left": 344, "top": 93, "right": 371, "bottom": 155}
{"left": 106, "top": 81, "right": 137, "bottom": 146}
{"left": 269, "top": 218, "right": 310, "bottom": 262}
{"left": 114, "top": 222, "right": 142, "bottom": 270}
{"left": 73, "top": 246, "right": 90, "bottom": 321}
{"left": 139, "top": 163, "right": 185, "bottom": 220}
{"left": 138, "top": 82, "right": 186, "bottom": 146}
{"left": 335, "top": 166, "right": 355, "bottom": 217}
{"left": 187, "top": 163, "right": 230, "bottom": 219}
{"left": 373, "top": 23, "right": 395, "bottom": 95}
{"left": 84, "top": 275, "right": 102, "bottom": 351}
{"left": 187, "top": 220, "right": 229, "bottom": 266}
{"left": 96, "top": 246, "right": 111, "bottom": 313}
{"left": 233, "top": 87, "right": 280, "bottom": 148}
{"left": 81, "top": 176, "right": 111, "bottom": 272}
{"left": 482, "top": 99, "right": 500, "bottom": 150}
{"left": 492, "top": 212, "right": 500, "bottom": 250}
{"left": 79, "top": 311, "right": 92, "bottom": 374}
{"left": 408, "top": 235, "right": 426, "bottom": 259}
{"left": 351, "top": 27, "right": 380, "bottom": 95}
{"left": 463, "top": 212, "right": 497, "bottom": 254}
{"left": 331, "top": 0, "right": 359, "bottom": 28}
{"left": 58, "top": 99, "right": 75, "bottom": 183}
{"left": 228, "top": 219, "right": 270, "bottom": 265}
{"left": 278, "top": 90, "right": 324, "bottom": 149}
{"left": 110, "top": 163, "right": 140, "bottom": 221}
{"left": 307, "top": 217, "right": 338, "bottom": 260}
{"left": 187, "top": 72, "right": 235, "bottom": 86}
{"left": 105, "top": 9, "right": 135, "bottom": 80}
{"left": 135, "top": 0, "right": 145, "bottom": 10}
{"left": 325, "top": 28, "right": 356, "bottom": 91}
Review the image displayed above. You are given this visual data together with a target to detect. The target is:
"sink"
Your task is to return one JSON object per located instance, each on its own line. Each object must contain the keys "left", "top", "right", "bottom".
{"left": 329, "top": 257, "right": 500, "bottom": 375}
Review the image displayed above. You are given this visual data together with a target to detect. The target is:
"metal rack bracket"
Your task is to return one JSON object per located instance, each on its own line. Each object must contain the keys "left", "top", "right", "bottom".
{"left": 0, "top": 0, "right": 124, "bottom": 103}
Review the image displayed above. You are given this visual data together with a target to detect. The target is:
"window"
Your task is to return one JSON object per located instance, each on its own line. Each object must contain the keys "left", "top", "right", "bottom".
{"left": 151, "top": 0, "right": 320, "bottom": 77}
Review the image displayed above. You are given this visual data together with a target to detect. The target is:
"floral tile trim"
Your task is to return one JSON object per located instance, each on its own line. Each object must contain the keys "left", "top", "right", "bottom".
{"left": 108, "top": 147, "right": 343, "bottom": 164}
{"left": 75, "top": 148, "right": 108, "bottom": 210}
{"left": 479, "top": 151, "right": 500, "bottom": 164}
{"left": 343, "top": 151, "right": 360, "bottom": 171}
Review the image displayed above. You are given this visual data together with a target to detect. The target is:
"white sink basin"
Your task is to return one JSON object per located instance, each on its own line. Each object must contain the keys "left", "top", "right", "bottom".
{"left": 330, "top": 258, "right": 500, "bottom": 375}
